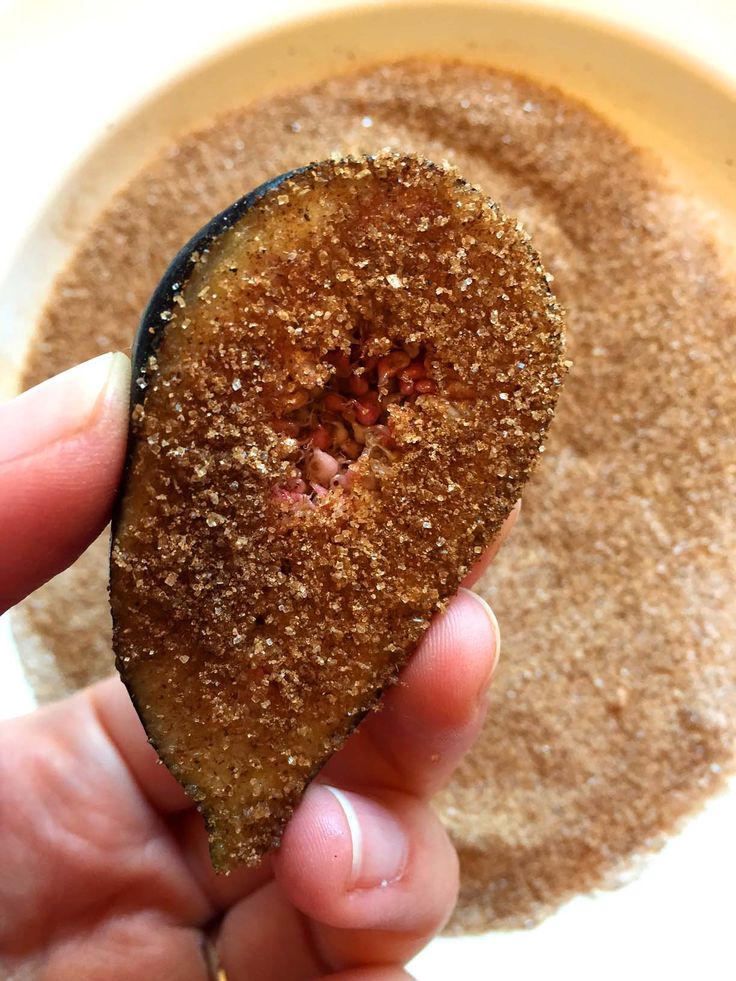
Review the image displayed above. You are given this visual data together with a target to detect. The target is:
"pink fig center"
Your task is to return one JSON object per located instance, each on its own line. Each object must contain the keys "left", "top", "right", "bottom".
{"left": 273, "top": 341, "right": 438, "bottom": 505}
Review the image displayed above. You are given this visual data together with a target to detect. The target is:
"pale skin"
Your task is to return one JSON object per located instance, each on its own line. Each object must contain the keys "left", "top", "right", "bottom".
{"left": 0, "top": 353, "right": 516, "bottom": 980}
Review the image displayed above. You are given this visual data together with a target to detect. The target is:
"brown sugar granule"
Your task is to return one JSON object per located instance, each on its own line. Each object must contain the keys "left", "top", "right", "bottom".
{"left": 13, "top": 60, "right": 736, "bottom": 922}
{"left": 110, "top": 154, "right": 565, "bottom": 870}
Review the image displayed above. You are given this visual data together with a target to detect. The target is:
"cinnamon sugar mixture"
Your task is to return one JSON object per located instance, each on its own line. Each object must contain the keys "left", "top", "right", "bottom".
{"left": 14, "top": 61, "right": 736, "bottom": 924}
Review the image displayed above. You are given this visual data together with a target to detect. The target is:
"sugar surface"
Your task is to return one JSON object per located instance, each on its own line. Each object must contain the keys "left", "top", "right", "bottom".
{"left": 111, "top": 154, "right": 564, "bottom": 869}
{"left": 14, "top": 60, "right": 736, "bottom": 928}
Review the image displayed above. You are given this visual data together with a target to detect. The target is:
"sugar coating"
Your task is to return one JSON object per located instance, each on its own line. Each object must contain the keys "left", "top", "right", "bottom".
{"left": 14, "top": 61, "right": 736, "bottom": 926}
{"left": 110, "top": 154, "right": 565, "bottom": 870}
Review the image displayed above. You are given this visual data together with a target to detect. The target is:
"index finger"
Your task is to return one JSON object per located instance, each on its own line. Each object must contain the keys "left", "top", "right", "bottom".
{"left": 0, "top": 354, "right": 129, "bottom": 613}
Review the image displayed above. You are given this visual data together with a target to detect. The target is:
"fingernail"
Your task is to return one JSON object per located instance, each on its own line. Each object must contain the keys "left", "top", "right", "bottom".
{"left": 459, "top": 587, "right": 501, "bottom": 698}
{"left": 0, "top": 353, "right": 129, "bottom": 465}
{"left": 323, "top": 786, "right": 409, "bottom": 890}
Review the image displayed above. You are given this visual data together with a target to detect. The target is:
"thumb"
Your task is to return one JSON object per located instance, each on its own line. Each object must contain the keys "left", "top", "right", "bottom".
{"left": 0, "top": 352, "right": 130, "bottom": 613}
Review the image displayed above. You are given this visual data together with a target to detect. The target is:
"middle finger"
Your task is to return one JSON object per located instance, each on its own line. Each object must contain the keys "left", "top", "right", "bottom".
{"left": 321, "top": 585, "right": 499, "bottom": 800}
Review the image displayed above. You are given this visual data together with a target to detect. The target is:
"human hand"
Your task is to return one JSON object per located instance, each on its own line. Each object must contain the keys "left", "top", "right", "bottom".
{"left": 0, "top": 354, "right": 512, "bottom": 980}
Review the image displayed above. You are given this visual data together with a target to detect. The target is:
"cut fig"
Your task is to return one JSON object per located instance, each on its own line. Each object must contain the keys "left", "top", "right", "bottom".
{"left": 110, "top": 153, "right": 566, "bottom": 871}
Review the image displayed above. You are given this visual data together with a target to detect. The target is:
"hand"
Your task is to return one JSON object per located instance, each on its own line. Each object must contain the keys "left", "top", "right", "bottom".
{"left": 0, "top": 354, "right": 513, "bottom": 980}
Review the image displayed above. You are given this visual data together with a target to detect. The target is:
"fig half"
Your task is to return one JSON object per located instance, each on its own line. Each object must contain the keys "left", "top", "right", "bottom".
{"left": 110, "top": 153, "right": 566, "bottom": 871}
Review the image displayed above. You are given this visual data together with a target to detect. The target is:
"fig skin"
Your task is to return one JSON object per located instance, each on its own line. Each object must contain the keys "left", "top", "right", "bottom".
{"left": 110, "top": 153, "right": 566, "bottom": 872}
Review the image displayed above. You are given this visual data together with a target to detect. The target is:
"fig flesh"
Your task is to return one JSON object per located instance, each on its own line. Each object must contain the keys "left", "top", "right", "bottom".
{"left": 110, "top": 154, "right": 566, "bottom": 871}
